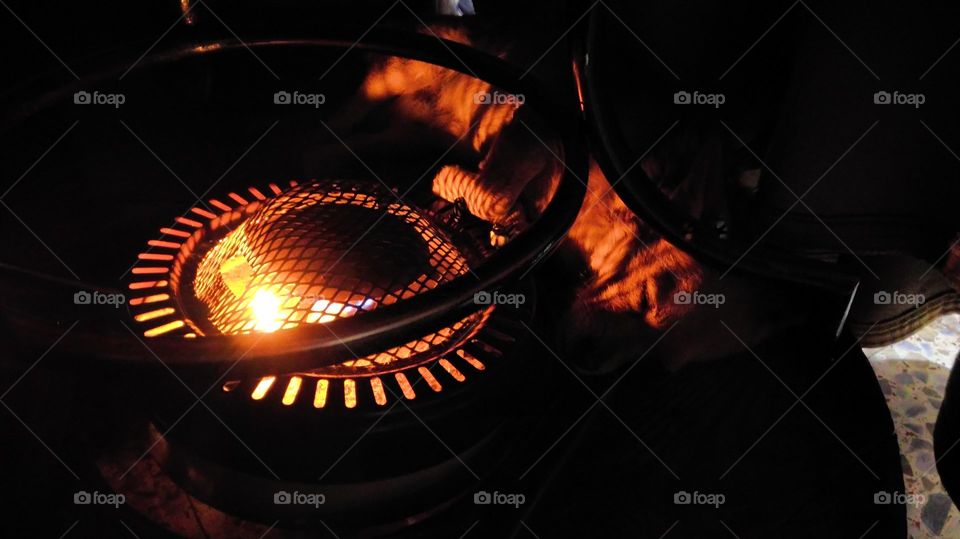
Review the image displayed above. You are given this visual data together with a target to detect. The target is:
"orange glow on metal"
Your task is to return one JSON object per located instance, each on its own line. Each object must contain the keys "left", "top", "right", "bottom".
{"left": 192, "top": 44, "right": 222, "bottom": 53}
{"left": 175, "top": 216, "right": 203, "bottom": 228}
{"left": 132, "top": 267, "right": 169, "bottom": 274}
{"left": 210, "top": 199, "right": 232, "bottom": 212}
{"left": 418, "top": 367, "right": 442, "bottom": 392}
{"left": 313, "top": 379, "right": 330, "bottom": 408}
{"left": 134, "top": 308, "right": 175, "bottom": 322}
{"left": 143, "top": 320, "right": 185, "bottom": 337}
{"left": 248, "top": 288, "right": 284, "bottom": 333}
{"left": 282, "top": 376, "right": 302, "bottom": 405}
{"left": 189, "top": 187, "right": 465, "bottom": 337}
{"left": 180, "top": 0, "right": 196, "bottom": 25}
{"left": 192, "top": 207, "right": 218, "bottom": 219}
{"left": 456, "top": 349, "right": 486, "bottom": 371}
{"left": 160, "top": 227, "right": 191, "bottom": 238}
{"left": 129, "top": 280, "right": 168, "bottom": 290}
{"left": 138, "top": 253, "right": 174, "bottom": 261}
{"left": 251, "top": 377, "right": 276, "bottom": 400}
{"left": 572, "top": 56, "right": 586, "bottom": 113}
{"left": 396, "top": 372, "right": 416, "bottom": 400}
{"left": 439, "top": 358, "right": 466, "bottom": 382}
{"left": 148, "top": 240, "right": 180, "bottom": 249}
{"left": 228, "top": 192, "right": 248, "bottom": 205}
{"left": 129, "top": 293, "right": 170, "bottom": 306}
{"left": 371, "top": 377, "right": 387, "bottom": 406}
{"left": 344, "top": 379, "right": 357, "bottom": 408}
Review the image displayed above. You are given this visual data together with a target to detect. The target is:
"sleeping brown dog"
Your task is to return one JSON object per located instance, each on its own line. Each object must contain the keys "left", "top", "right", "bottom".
{"left": 315, "top": 24, "right": 803, "bottom": 373}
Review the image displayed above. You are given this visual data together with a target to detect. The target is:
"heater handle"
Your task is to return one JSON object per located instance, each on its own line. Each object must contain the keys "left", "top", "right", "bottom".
{"left": 0, "top": 261, "right": 430, "bottom": 380}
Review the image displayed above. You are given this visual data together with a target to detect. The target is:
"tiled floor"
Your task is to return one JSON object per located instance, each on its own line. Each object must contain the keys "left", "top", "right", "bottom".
{"left": 864, "top": 314, "right": 960, "bottom": 538}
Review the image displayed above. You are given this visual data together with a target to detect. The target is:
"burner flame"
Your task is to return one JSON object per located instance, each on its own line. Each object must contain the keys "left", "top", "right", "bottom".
{"left": 245, "top": 287, "right": 378, "bottom": 334}
{"left": 249, "top": 289, "right": 284, "bottom": 333}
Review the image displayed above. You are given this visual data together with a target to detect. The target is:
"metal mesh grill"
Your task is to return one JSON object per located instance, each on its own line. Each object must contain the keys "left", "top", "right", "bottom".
{"left": 127, "top": 178, "right": 491, "bottom": 378}
{"left": 193, "top": 180, "right": 470, "bottom": 330}
{"left": 184, "top": 179, "right": 482, "bottom": 373}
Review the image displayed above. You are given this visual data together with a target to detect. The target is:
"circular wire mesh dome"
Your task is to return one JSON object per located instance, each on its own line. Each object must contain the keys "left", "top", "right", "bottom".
{"left": 130, "top": 178, "right": 492, "bottom": 385}
{"left": 191, "top": 180, "right": 471, "bottom": 335}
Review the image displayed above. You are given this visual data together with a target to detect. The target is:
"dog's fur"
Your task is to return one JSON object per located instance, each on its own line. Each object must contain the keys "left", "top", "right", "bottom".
{"left": 316, "top": 23, "right": 803, "bottom": 371}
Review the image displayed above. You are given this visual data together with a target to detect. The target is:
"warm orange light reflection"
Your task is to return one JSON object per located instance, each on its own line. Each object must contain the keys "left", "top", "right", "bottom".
{"left": 313, "top": 379, "right": 330, "bottom": 408}
{"left": 282, "top": 376, "right": 302, "bottom": 405}
{"left": 143, "top": 319, "right": 184, "bottom": 337}
{"left": 396, "top": 372, "right": 417, "bottom": 400}
{"left": 439, "top": 358, "right": 466, "bottom": 382}
{"left": 371, "top": 377, "right": 387, "bottom": 406}
{"left": 188, "top": 185, "right": 469, "bottom": 338}
{"left": 134, "top": 307, "right": 175, "bottom": 322}
{"left": 249, "top": 288, "right": 283, "bottom": 333}
{"left": 251, "top": 377, "right": 276, "bottom": 400}
{"left": 418, "top": 367, "right": 442, "bottom": 392}
{"left": 456, "top": 349, "right": 486, "bottom": 371}
{"left": 344, "top": 379, "right": 357, "bottom": 408}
